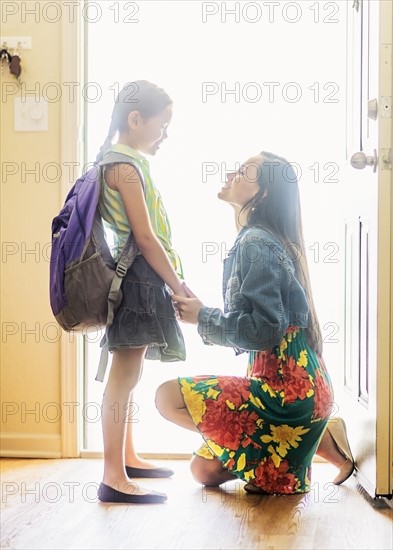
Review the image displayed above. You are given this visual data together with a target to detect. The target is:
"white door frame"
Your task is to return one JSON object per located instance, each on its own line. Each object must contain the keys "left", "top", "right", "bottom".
{"left": 374, "top": 0, "right": 393, "bottom": 496}
{"left": 59, "top": 3, "right": 392, "bottom": 480}
{"left": 59, "top": 5, "right": 85, "bottom": 458}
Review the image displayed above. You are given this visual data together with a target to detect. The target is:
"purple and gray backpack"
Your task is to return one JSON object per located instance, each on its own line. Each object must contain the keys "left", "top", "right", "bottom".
{"left": 49, "top": 152, "right": 144, "bottom": 381}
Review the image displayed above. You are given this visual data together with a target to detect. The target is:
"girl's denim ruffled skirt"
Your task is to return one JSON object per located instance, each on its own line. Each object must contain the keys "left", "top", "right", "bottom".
{"left": 107, "top": 254, "right": 186, "bottom": 362}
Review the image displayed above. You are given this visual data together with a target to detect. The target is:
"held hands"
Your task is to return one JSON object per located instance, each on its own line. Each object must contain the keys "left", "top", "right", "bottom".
{"left": 172, "top": 283, "right": 204, "bottom": 325}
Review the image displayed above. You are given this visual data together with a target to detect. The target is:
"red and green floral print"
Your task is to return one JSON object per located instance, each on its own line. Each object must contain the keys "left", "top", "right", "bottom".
{"left": 178, "top": 327, "right": 334, "bottom": 494}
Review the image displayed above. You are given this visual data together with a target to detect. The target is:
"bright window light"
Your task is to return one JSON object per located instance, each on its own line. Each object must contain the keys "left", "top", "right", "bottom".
{"left": 84, "top": 1, "right": 347, "bottom": 454}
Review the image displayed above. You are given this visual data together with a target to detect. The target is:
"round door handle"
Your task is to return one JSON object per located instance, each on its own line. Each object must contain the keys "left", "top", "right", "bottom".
{"left": 350, "top": 150, "right": 378, "bottom": 173}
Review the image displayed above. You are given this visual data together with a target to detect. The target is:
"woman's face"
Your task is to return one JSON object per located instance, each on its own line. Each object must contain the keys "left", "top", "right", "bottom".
{"left": 218, "top": 155, "right": 263, "bottom": 207}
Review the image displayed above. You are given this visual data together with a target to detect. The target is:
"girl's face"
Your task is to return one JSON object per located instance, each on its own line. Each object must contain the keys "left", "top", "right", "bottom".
{"left": 131, "top": 104, "right": 172, "bottom": 155}
{"left": 218, "top": 155, "right": 263, "bottom": 207}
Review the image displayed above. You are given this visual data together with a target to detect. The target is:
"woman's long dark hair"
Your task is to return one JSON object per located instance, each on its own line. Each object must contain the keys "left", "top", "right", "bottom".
{"left": 96, "top": 80, "right": 172, "bottom": 162}
{"left": 240, "top": 151, "right": 323, "bottom": 356}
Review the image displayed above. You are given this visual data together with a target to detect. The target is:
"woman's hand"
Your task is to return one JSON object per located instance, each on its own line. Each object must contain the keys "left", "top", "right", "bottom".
{"left": 171, "top": 283, "right": 204, "bottom": 324}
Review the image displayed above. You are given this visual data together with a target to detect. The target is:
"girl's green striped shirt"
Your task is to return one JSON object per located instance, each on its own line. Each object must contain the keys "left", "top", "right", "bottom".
{"left": 98, "top": 143, "right": 183, "bottom": 279}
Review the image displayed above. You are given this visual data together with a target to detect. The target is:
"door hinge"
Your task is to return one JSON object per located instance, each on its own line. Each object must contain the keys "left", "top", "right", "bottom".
{"left": 381, "top": 149, "right": 392, "bottom": 170}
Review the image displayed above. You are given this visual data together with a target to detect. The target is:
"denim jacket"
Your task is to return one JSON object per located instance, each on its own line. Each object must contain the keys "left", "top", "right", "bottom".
{"left": 197, "top": 226, "right": 309, "bottom": 352}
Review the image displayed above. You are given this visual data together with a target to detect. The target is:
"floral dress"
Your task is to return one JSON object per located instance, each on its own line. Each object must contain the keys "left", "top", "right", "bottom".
{"left": 178, "top": 326, "right": 333, "bottom": 494}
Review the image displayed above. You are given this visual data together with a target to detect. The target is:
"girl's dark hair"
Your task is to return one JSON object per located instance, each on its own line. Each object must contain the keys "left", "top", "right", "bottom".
{"left": 241, "top": 151, "right": 323, "bottom": 356}
{"left": 96, "top": 80, "right": 172, "bottom": 161}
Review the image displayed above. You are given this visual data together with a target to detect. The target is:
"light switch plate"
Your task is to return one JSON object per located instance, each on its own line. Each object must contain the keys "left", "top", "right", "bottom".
{"left": 14, "top": 97, "right": 48, "bottom": 132}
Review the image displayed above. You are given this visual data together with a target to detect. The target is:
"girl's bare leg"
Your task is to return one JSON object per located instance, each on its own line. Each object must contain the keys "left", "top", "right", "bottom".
{"left": 102, "top": 347, "right": 157, "bottom": 495}
{"left": 124, "top": 395, "right": 164, "bottom": 468}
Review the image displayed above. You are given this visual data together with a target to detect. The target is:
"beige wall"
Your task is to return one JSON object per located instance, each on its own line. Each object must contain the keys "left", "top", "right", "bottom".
{"left": 1, "top": 2, "right": 64, "bottom": 456}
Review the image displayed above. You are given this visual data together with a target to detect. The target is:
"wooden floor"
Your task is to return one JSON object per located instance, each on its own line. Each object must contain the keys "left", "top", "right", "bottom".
{"left": 0, "top": 458, "right": 392, "bottom": 550}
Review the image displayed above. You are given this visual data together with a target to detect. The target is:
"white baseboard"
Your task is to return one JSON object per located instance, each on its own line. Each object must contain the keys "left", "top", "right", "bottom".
{"left": 0, "top": 432, "right": 62, "bottom": 458}
{"left": 79, "top": 451, "right": 193, "bottom": 459}
{"left": 0, "top": 432, "right": 329, "bottom": 462}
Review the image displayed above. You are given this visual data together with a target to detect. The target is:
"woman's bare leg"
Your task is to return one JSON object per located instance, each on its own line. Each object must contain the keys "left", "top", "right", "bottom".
{"left": 155, "top": 379, "right": 200, "bottom": 432}
{"left": 190, "top": 455, "right": 237, "bottom": 486}
{"left": 315, "top": 428, "right": 347, "bottom": 468}
{"left": 155, "top": 379, "right": 237, "bottom": 486}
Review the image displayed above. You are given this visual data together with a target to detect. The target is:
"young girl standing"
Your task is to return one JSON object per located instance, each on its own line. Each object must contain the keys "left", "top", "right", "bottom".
{"left": 96, "top": 81, "right": 187, "bottom": 504}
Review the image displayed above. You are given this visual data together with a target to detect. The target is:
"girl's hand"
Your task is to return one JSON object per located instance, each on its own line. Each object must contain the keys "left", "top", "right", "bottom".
{"left": 181, "top": 282, "right": 197, "bottom": 298}
{"left": 171, "top": 285, "right": 204, "bottom": 324}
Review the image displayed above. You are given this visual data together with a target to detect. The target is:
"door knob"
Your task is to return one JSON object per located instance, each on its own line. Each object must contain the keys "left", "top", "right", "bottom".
{"left": 368, "top": 98, "right": 378, "bottom": 120}
{"left": 350, "top": 150, "right": 378, "bottom": 173}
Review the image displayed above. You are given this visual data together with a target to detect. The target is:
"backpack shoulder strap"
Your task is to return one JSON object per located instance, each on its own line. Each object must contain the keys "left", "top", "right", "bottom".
{"left": 99, "top": 152, "right": 146, "bottom": 203}
{"left": 98, "top": 150, "right": 146, "bottom": 280}
{"left": 98, "top": 151, "right": 145, "bottom": 187}
{"left": 95, "top": 152, "right": 146, "bottom": 382}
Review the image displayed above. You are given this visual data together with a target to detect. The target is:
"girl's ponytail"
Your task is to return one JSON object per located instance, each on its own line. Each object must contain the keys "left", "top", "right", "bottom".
{"left": 96, "top": 120, "right": 117, "bottom": 163}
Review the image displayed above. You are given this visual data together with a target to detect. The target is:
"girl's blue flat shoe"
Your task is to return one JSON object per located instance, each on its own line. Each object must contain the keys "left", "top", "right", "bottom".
{"left": 125, "top": 466, "right": 174, "bottom": 478}
{"left": 98, "top": 482, "right": 167, "bottom": 504}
